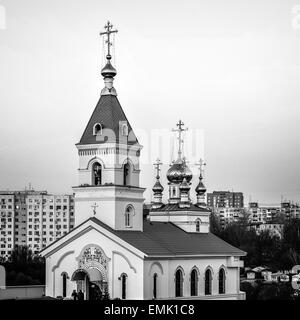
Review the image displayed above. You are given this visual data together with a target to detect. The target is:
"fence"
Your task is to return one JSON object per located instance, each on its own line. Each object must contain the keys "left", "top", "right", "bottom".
{"left": 0, "top": 285, "right": 45, "bottom": 300}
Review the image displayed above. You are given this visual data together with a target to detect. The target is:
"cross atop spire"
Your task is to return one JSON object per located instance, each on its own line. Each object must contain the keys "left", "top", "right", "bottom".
{"left": 172, "top": 120, "right": 188, "bottom": 160}
{"left": 195, "top": 158, "right": 206, "bottom": 178}
{"left": 100, "top": 21, "right": 118, "bottom": 60}
{"left": 153, "top": 158, "right": 163, "bottom": 179}
{"left": 91, "top": 202, "right": 99, "bottom": 216}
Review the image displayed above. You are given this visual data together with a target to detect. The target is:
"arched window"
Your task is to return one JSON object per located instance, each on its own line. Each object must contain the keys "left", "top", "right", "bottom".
{"left": 122, "top": 123, "right": 128, "bottom": 136}
{"left": 175, "top": 269, "right": 183, "bottom": 297}
{"left": 153, "top": 273, "right": 158, "bottom": 299}
{"left": 196, "top": 219, "right": 201, "bottom": 232}
{"left": 93, "top": 162, "right": 102, "bottom": 186}
{"left": 205, "top": 269, "right": 212, "bottom": 295}
{"left": 125, "top": 205, "right": 134, "bottom": 228}
{"left": 190, "top": 269, "right": 198, "bottom": 296}
{"left": 93, "top": 123, "right": 102, "bottom": 136}
{"left": 62, "top": 273, "right": 67, "bottom": 297}
{"left": 123, "top": 162, "right": 130, "bottom": 186}
{"left": 219, "top": 268, "right": 226, "bottom": 294}
{"left": 121, "top": 273, "right": 127, "bottom": 299}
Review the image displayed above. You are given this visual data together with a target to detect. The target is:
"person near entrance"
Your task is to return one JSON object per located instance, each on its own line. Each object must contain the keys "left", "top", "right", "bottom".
{"left": 71, "top": 290, "right": 78, "bottom": 300}
{"left": 78, "top": 290, "right": 84, "bottom": 300}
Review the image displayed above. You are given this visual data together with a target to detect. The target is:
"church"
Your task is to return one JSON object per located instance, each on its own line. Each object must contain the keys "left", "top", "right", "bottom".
{"left": 41, "top": 22, "right": 246, "bottom": 300}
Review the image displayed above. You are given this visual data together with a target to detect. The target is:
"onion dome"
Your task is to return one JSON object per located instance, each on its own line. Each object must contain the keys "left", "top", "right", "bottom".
{"left": 166, "top": 158, "right": 193, "bottom": 184}
{"left": 101, "top": 57, "right": 117, "bottom": 78}
{"left": 152, "top": 179, "right": 164, "bottom": 193}
{"left": 195, "top": 174, "right": 206, "bottom": 195}
{"left": 179, "top": 177, "right": 190, "bottom": 192}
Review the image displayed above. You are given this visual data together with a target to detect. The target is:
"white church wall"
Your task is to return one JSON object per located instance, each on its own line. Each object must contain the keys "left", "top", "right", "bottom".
{"left": 144, "top": 257, "right": 241, "bottom": 300}
{"left": 149, "top": 212, "right": 210, "bottom": 233}
{"left": 115, "top": 199, "right": 144, "bottom": 231}
{"left": 73, "top": 188, "right": 116, "bottom": 227}
{"left": 44, "top": 227, "right": 144, "bottom": 299}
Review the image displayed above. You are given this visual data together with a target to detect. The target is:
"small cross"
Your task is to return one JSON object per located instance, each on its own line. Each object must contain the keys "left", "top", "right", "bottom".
{"left": 153, "top": 158, "right": 163, "bottom": 179}
{"left": 172, "top": 120, "right": 188, "bottom": 160}
{"left": 195, "top": 158, "right": 206, "bottom": 177}
{"left": 100, "top": 21, "right": 118, "bottom": 58}
{"left": 91, "top": 202, "right": 99, "bottom": 216}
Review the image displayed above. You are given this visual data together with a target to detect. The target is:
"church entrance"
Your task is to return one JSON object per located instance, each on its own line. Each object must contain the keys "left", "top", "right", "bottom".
{"left": 71, "top": 244, "right": 110, "bottom": 300}
{"left": 71, "top": 267, "right": 107, "bottom": 300}
{"left": 88, "top": 280, "right": 102, "bottom": 300}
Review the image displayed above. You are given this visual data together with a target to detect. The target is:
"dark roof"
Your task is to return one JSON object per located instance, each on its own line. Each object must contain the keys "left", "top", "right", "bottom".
{"left": 78, "top": 95, "right": 138, "bottom": 146}
{"left": 91, "top": 217, "right": 245, "bottom": 257}
{"left": 41, "top": 216, "right": 245, "bottom": 257}
{"left": 150, "top": 203, "right": 210, "bottom": 212}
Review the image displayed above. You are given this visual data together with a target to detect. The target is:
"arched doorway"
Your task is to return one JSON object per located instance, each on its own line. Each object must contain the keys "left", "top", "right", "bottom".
{"left": 71, "top": 268, "right": 106, "bottom": 300}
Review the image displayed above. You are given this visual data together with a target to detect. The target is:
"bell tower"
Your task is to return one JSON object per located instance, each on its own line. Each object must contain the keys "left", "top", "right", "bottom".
{"left": 73, "top": 22, "right": 145, "bottom": 230}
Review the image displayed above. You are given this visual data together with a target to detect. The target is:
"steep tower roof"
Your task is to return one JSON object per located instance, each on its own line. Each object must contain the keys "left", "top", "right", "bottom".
{"left": 77, "top": 95, "right": 138, "bottom": 146}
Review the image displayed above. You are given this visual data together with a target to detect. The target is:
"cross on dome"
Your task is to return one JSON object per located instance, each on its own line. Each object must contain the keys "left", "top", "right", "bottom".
{"left": 196, "top": 158, "right": 206, "bottom": 177}
{"left": 100, "top": 21, "right": 118, "bottom": 60}
{"left": 153, "top": 158, "right": 163, "bottom": 179}
{"left": 172, "top": 120, "right": 188, "bottom": 160}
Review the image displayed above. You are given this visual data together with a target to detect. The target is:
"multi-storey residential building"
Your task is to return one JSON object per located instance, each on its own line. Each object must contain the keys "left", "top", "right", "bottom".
{"left": 281, "top": 202, "right": 300, "bottom": 219}
{"left": 207, "top": 191, "right": 244, "bottom": 208}
{"left": 0, "top": 190, "right": 75, "bottom": 259}
{"left": 207, "top": 191, "right": 244, "bottom": 227}
{"left": 0, "top": 194, "right": 15, "bottom": 258}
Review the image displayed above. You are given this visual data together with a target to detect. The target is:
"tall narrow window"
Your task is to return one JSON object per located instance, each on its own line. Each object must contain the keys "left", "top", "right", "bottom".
{"left": 125, "top": 206, "right": 133, "bottom": 228}
{"left": 62, "top": 273, "right": 67, "bottom": 298}
{"left": 190, "top": 269, "right": 198, "bottom": 296}
{"left": 93, "top": 162, "right": 102, "bottom": 186}
{"left": 121, "top": 274, "right": 127, "bottom": 299}
{"left": 175, "top": 269, "right": 183, "bottom": 297}
{"left": 219, "top": 268, "right": 225, "bottom": 294}
{"left": 153, "top": 273, "right": 158, "bottom": 299}
{"left": 205, "top": 269, "right": 212, "bottom": 295}
{"left": 123, "top": 163, "right": 130, "bottom": 186}
{"left": 196, "top": 219, "right": 201, "bottom": 232}
{"left": 122, "top": 124, "right": 128, "bottom": 136}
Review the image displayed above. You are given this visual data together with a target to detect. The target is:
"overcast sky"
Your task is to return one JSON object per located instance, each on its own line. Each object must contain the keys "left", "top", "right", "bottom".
{"left": 0, "top": 0, "right": 300, "bottom": 205}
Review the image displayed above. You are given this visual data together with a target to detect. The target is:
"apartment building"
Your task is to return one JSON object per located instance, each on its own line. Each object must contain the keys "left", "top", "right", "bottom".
{"left": 0, "top": 190, "right": 75, "bottom": 259}
{"left": 207, "top": 191, "right": 244, "bottom": 208}
{"left": 207, "top": 191, "right": 244, "bottom": 227}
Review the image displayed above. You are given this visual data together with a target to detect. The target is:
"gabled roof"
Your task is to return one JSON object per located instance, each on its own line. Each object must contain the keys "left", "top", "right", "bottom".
{"left": 78, "top": 95, "right": 138, "bottom": 146}
{"left": 150, "top": 203, "right": 210, "bottom": 212}
{"left": 96, "top": 219, "right": 245, "bottom": 257}
{"left": 42, "top": 217, "right": 245, "bottom": 257}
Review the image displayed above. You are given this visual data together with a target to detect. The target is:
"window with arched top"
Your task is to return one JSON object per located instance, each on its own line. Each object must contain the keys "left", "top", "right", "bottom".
{"left": 153, "top": 273, "right": 158, "bottom": 299}
{"left": 175, "top": 268, "right": 183, "bottom": 297}
{"left": 125, "top": 205, "right": 134, "bottom": 228}
{"left": 196, "top": 219, "right": 201, "bottom": 232}
{"left": 92, "top": 162, "right": 102, "bottom": 186}
{"left": 62, "top": 272, "right": 68, "bottom": 298}
{"left": 123, "top": 162, "right": 130, "bottom": 186}
{"left": 93, "top": 123, "right": 102, "bottom": 136}
{"left": 122, "top": 123, "right": 128, "bottom": 136}
{"left": 190, "top": 269, "right": 198, "bottom": 296}
{"left": 120, "top": 273, "right": 127, "bottom": 299}
{"left": 205, "top": 269, "right": 212, "bottom": 295}
{"left": 219, "top": 268, "right": 226, "bottom": 294}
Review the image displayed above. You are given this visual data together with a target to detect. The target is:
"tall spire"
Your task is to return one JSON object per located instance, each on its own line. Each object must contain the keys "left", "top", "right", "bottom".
{"left": 152, "top": 158, "right": 164, "bottom": 209}
{"left": 172, "top": 120, "right": 188, "bottom": 161}
{"left": 100, "top": 21, "right": 118, "bottom": 96}
{"left": 195, "top": 158, "right": 207, "bottom": 206}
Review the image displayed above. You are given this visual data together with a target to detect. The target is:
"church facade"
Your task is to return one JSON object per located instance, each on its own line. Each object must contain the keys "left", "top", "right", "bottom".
{"left": 41, "top": 22, "right": 246, "bottom": 300}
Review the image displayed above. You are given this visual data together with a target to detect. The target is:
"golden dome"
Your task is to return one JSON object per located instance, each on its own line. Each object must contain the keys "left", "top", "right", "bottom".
{"left": 166, "top": 158, "right": 193, "bottom": 184}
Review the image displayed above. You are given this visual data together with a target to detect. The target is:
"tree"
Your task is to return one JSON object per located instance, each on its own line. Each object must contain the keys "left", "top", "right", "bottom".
{"left": 1, "top": 246, "right": 45, "bottom": 286}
